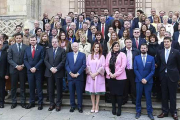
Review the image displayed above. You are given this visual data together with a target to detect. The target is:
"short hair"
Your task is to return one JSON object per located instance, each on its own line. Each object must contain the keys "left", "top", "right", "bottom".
{"left": 90, "top": 11, "right": 96, "bottom": 14}
{"left": 133, "top": 28, "right": 141, "bottom": 32}
{"left": 164, "top": 37, "right": 172, "bottom": 41}
{"left": 83, "top": 22, "right": 88, "bottom": 26}
{"left": 124, "top": 38, "right": 132, "bottom": 42}
{"left": 149, "top": 34, "right": 158, "bottom": 42}
{"left": 29, "top": 35, "right": 36, "bottom": 39}
{"left": 68, "top": 12, "right": 74, "bottom": 15}
{"left": 14, "top": 33, "right": 23, "bottom": 38}
{"left": 137, "top": 10, "right": 144, "bottom": 14}
{"left": 16, "top": 25, "right": 22, "bottom": 28}
{"left": 140, "top": 43, "right": 148, "bottom": 48}
{"left": 104, "top": 9, "right": 109, "bottom": 12}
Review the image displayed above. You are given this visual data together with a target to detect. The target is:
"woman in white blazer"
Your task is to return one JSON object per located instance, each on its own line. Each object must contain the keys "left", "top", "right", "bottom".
{"left": 79, "top": 34, "right": 91, "bottom": 57}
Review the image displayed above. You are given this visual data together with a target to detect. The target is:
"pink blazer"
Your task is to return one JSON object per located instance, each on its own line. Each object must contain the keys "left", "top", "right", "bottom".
{"left": 105, "top": 52, "right": 127, "bottom": 80}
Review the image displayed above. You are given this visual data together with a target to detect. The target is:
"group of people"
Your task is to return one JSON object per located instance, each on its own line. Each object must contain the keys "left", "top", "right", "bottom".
{"left": 0, "top": 8, "right": 180, "bottom": 120}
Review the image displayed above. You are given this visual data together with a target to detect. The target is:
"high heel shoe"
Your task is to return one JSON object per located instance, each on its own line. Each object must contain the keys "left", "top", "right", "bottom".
{"left": 95, "top": 106, "right": 99, "bottom": 113}
{"left": 91, "top": 109, "right": 95, "bottom": 113}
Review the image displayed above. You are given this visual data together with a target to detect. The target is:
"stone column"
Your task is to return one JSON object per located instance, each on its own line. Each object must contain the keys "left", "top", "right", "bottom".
{"left": 27, "top": 0, "right": 41, "bottom": 20}
{"left": 74, "top": 0, "right": 78, "bottom": 12}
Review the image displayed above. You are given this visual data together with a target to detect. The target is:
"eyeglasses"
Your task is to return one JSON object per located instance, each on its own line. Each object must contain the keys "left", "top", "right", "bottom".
{"left": 134, "top": 32, "right": 140, "bottom": 33}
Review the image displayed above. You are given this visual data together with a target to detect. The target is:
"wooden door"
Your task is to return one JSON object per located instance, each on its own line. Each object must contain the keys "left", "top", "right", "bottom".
{"left": 85, "top": 0, "right": 135, "bottom": 16}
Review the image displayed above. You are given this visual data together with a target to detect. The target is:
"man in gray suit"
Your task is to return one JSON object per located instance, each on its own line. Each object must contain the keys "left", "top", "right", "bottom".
{"left": 44, "top": 38, "right": 66, "bottom": 112}
{"left": 8, "top": 33, "right": 28, "bottom": 109}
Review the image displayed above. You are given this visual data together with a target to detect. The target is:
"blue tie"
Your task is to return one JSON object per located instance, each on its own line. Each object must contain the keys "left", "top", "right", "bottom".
{"left": 93, "top": 34, "right": 96, "bottom": 41}
{"left": 79, "top": 23, "right": 82, "bottom": 29}
{"left": 165, "top": 49, "right": 169, "bottom": 63}
{"left": 53, "top": 48, "right": 56, "bottom": 60}
{"left": 142, "top": 55, "right": 146, "bottom": 67}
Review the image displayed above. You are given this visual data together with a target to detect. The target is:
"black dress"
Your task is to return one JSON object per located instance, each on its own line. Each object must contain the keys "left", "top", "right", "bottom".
{"left": 107, "top": 51, "right": 126, "bottom": 96}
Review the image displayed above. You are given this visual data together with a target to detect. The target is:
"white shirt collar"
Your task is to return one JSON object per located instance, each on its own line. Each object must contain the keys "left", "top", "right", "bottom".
{"left": 126, "top": 47, "right": 132, "bottom": 51}
{"left": 165, "top": 47, "right": 171, "bottom": 51}
{"left": 31, "top": 44, "right": 37, "bottom": 49}
{"left": 141, "top": 53, "right": 147, "bottom": 57}
{"left": 74, "top": 52, "right": 78, "bottom": 55}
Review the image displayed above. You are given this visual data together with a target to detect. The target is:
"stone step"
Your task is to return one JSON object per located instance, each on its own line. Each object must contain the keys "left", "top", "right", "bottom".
{"left": 4, "top": 97, "right": 180, "bottom": 116}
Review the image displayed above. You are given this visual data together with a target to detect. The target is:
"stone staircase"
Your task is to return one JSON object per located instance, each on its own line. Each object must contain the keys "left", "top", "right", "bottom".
{"left": 5, "top": 82, "right": 180, "bottom": 116}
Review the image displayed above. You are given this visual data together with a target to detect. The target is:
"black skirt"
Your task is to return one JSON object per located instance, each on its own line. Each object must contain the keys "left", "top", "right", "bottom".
{"left": 107, "top": 79, "right": 126, "bottom": 95}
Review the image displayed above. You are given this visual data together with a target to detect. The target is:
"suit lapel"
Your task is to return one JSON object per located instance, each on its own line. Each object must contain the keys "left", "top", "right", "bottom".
{"left": 140, "top": 55, "right": 145, "bottom": 68}
{"left": 74, "top": 52, "right": 80, "bottom": 65}
{"left": 138, "top": 38, "right": 142, "bottom": 48}
{"left": 162, "top": 49, "right": 166, "bottom": 64}
{"left": 54, "top": 47, "right": 60, "bottom": 60}
{"left": 167, "top": 49, "right": 173, "bottom": 64}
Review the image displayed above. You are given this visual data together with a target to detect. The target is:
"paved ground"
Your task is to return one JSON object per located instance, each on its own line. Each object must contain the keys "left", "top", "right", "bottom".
{"left": 0, "top": 104, "right": 175, "bottom": 120}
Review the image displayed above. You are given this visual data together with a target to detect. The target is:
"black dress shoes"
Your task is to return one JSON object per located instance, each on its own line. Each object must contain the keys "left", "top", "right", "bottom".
{"left": 48, "top": 105, "right": 55, "bottom": 111}
{"left": 135, "top": 113, "right": 141, "bottom": 119}
{"left": 38, "top": 104, "right": 43, "bottom": 110}
{"left": 172, "top": 113, "right": 178, "bottom": 120}
{"left": 21, "top": 103, "right": 26, "bottom": 108}
{"left": 157, "top": 113, "right": 168, "bottom": 118}
{"left": 56, "top": 106, "right": 61, "bottom": 112}
{"left": 78, "top": 107, "right": 83, "bottom": 113}
{"left": 11, "top": 103, "right": 17, "bottom": 109}
{"left": 70, "top": 107, "right": 75, "bottom": 112}
{"left": 25, "top": 103, "right": 35, "bottom": 109}
{"left": 0, "top": 104, "right": 4, "bottom": 108}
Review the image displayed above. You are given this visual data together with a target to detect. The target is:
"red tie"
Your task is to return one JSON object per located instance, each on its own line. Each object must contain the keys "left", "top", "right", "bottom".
{"left": 67, "top": 25, "right": 69, "bottom": 31}
{"left": 136, "top": 38, "right": 139, "bottom": 49}
{"left": 32, "top": 46, "right": 35, "bottom": 58}
{"left": 102, "top": 24, "right": 104, "bottom": 38}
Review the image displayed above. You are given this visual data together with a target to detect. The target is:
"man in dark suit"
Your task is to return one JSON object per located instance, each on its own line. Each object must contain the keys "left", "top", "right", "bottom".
{"left": 90, "top": 16, "right": 100, "bottom": 27}
{"left": 172, "top": 15, "right": 179, "bottom": 32}
{"left": 57, "top": 12, "right": 66, "bottom": 26}
{"left": 132, "top": 10, "right": 144, "bottom": 29}
{"left": 134, "top": 43, "right": 155, "bottom": 120}
{"left": 0, "top": 40, "right": 9, "bottom": 108}
{"left": 145, "top": 18, "right": 156, "bottom": 34}
{"left": 65, "top": 42, "right": 86, "bottom": 113}
{"left": 168, "top": 11, "right": 173, "bottom": 24}
{"left": 119, "top": 21, "right": 134, "bottom": 38}
{"left": 173, "top": 25, "right": 180, "bottom": 41}
{"left": 44, "top": 38, "right": 66, "bottom": 112}
{"left": 24, "top": 35, "right": 44, "bottom": 110}
{"left": 104, "top": 9, "right": 114, "bottom": 25}
{"left": 131, "top": 28, "right": 147, "bottom": 49}
{"left": 121, "top": 38, "right": 140, "bottom": 105}
{"left": 76, "top": 15, "right": 84, "bottom": 30}
{"left": 157, "top": 37, "right": 180, "bottom": 120}
{"left": 148, "top": 8, "right": 156, "bottom": 23}
{"left": 42, "top": 13, "right": 50, "bottom": 31}
{"left": 8, "top": 33, "right": 28, "bottom": 109}
{"left": 62, "top": 16, "right": 72, "bottom": 34}
{"left": 160, "top": 31, "right": 180, "bottom": 52}
{"left": 88, "top": 25, "right": 97, "bottom": 45}
{"left": 97, "top": 15, "right": 109, "bottom": 40}
{"left": 109, "top": 10, "right": 124, "bottom": 27}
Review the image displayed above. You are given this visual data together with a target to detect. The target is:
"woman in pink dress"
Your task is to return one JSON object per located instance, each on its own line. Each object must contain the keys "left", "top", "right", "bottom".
{"left": 85, "top": 42, "right": 106, "bottom": 113}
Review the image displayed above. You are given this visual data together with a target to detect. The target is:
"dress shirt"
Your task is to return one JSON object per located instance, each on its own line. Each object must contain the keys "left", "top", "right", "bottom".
{"left": 178, "top": 32, "right": 180, "bottom": 44}
{"left": 16, "top": 43, "right": 22, "bottom": 52}
{"left": 53, "top": 47, "right": 58, "bottom": 54}
{"left": 165, "top": 47, "right": 171, "bottom": 72}
{"left": 31, "top": 44, "right": 37, "bottom": 52}
{"left": 126, "top": 47, "right": 133, "bottom": 69}
{"left": 141, "top": 53, "right": 147, "bottom": 63}
{"left": 74, "top": 52, "right": 78, "bottom": 63}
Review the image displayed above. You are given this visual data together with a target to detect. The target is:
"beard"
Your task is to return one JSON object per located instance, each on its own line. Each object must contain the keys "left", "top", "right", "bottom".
{"left": 141, "top": 51, "right": 146, "bottom": 54}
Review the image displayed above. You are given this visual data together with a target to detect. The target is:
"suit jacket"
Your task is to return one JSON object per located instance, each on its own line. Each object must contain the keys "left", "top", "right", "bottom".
{"left": 134, "top": 54, "right": 155, "bottom": 83}
{"left": 8, "top": 43, "right": 28, "bottom": 74}
{"left": 90, "top": 22, "right": 100, "bottom": 27}
{"left": 79, "top": 42, "right": 91, "bottom": 57}
{"left": 24, "top": 44, "right": 44, "bottom": 73}
{"left": 42, "top": 18, "right": 50, "bottom": 30}
{"left": 148, "top": 24, "right": 156, "bottom": 34}
{"left": 97, "top": 23, "right": 109, "bottom": 39}
{"left": 173, "top": 31, "right": 180, "bottom": 41}
{"left": 148, "top": 16, "right": 154, "bottom": 23}
{"left": 0, "top": 50, "right": 9, "bottom": 78}
{"left": 44, "top": 47, "right": 66, "bottom": 78}
{"left": 60, "top": 18, "right": 66, "bottom": 26}
{"left": 62, "top": 25, "right": 69, "bottom": 34}
{"left": 119, "top": 27, "right": 134, "bottom": 38}
{"left": 156, "top": 48, "right": 180, "bottom": 82}
{"left": 173, "top": 22, "right": 179, "bottom": 32}
{"left": 132, "top": 17, "right": 139, "bottom": 29}
{"left": 159, "top": 40, "right": 180, "bottom": 52}
{"left": 105, "top": 52, "right": 127, "bottom": 80}
{"left": 121, "top": 47, "right": 140, "bottom": 66}
{"left": 168, "top": 18, "right": 172, "bottom": 24}
{"left": 65, "top": 52, "right": 86, "bottom": 81}
{"left": 131, "top": 38, "right": 147, "bottom": 49}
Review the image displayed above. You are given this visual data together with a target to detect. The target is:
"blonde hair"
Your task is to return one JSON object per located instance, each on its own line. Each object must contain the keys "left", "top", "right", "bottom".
{"left": 80, "top": 34, "right": 87, "bottom": 43}
{"left": 8, "top": 37, "right": 15, "bottom": 45}
{"left": 75, "top": 29, "right": 84, "bottom": 40}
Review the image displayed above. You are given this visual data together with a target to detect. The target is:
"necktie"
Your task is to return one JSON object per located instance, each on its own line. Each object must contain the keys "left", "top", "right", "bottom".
{"left": 142, "top": 55, "right": 146, "bottom": 67}
{"left": 102, "top": 24, "right": 104, "bottom": 38}
{"left": 32, "top": 46, "right": 35, "bottom": 58}
{"left": 67, "top": 25, "right": 69, "bottom": 31}
{"left": 0, "top": 51, "right": 1, "bottom": 58}
{"left": 18, "top": 43, "right": 21, "bottom": 52}
{"left": 53, "top": 48, "right": 56, "bottom": 60}
{"left": 165, "top": 49, "right": 169, "bottom": 63}
{"left": 136, "top": 38, "right": 139, "bottom": 49}
{"left": 93, "top": 34, "right": 96, "bottom": 41}
{"left": 127, "top": 50, "right": 132, "bottom": 69}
